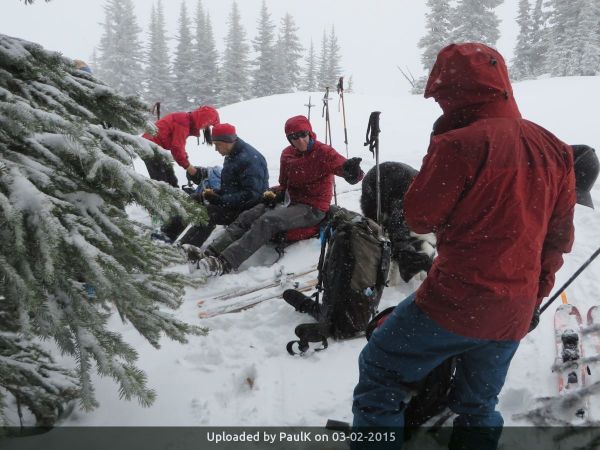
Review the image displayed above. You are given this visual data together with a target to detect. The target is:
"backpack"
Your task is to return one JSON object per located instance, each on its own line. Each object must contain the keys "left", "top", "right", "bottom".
{"left": 366, "top": 307, "right": 457, "bottom": 434}
{"left": 286, "top": 205, "right": 391, "bottom": 354}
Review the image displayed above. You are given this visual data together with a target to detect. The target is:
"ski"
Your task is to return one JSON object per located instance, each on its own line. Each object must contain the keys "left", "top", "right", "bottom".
{"left": 585, "top": 305, "right": 600, "bottom": 361}
{"left": 198, "top": 279, "right": 318, "bottom": 318}
{"left": 196, "top": 266, "right": 317, "bottom": 305}
{"left": 553, "top": 303, "right": 588, "bottom": 421}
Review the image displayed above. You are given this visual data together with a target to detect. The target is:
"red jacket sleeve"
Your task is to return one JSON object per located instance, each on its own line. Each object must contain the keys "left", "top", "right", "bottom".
{"left": 404, "top": 136, "right": 470, "bottom": 234}
{"left": 536, "top": 169, "right": 576, "bottom": 304}
{"left": 169, "top": 120, "right": 191, "bottom": 169}
{"left": 324, "top": 146, "right": 349, "bottom": 177}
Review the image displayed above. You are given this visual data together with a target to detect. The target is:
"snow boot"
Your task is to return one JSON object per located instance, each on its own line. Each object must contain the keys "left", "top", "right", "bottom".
{"left": 194, "top": 255, "right": 231, "bottom": 278}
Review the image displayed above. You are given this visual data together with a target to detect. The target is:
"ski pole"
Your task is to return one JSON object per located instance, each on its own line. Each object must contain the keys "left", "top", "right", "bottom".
{"left": 322, "top": 87, "right": 337, "bottom": 205}
{"left": 540, "top": 245, "right": 600, "bottom": 314}
{"left": 337, "top": 76, "right": 349, "bottom": 157}
{"left": 151, "top": 101, "right": 161, "bottom": 120}
{"left": 305, "top": 96, "right": 314, "bottom": 122}
{"left": 364, "top": 111, "right": 382, "bottom": 224}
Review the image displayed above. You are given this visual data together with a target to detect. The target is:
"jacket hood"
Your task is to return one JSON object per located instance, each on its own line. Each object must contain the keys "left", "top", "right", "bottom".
{"left": 425, "top": 43, "right": 521, "bottom": 134}
{"left": 284, "top": 115, "right": 317, "bottom": 141}
{"left": 189, "top": 106, "right": 220, "bottom": 135}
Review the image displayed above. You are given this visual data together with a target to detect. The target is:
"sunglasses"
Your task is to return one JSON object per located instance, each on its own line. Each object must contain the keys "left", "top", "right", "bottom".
{"left": 287, "top": 131, "right": 310, "bottom": 140}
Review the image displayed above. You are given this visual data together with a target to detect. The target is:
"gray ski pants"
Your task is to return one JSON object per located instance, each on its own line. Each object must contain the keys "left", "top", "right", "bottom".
{"left": 209, "top": 203, "right": 326, "bottom": 269}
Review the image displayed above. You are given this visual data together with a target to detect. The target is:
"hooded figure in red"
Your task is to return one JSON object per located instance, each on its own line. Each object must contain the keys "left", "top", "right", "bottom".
{"left": 352, "top": 43, "right": 576, "bottom": 448}
{"left": 143, "top": 106, "right": 220, "bottom": 186}
{"left": 142, "top": 106, "right": 219, "bottom": 242}
{"left": 405, "top": 43, "right": 576, "bottom": 341}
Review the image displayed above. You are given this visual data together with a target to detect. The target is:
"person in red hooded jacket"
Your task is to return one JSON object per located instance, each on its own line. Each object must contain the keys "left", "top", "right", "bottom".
{"left": 351, "top": 43, "right": 576, "bottom": 450}
{"left": 191, "top": 115, "right": 364, "bottom": 278}
{"left": 142, "top": 106, "right": 220, "bottom": 241}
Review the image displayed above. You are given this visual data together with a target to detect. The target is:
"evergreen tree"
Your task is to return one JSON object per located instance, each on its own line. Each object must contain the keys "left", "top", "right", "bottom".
{"left": 325, "top": 25, "right": 342, "bottom": 88}
{"left": 96, "top": 0, "right": 145, "bottom": 97}
{"left": 203, "top": 13, "right": 221, "bottom": 106}
{"left": 0, "top": 34, "right": 207, "bottom": 425}
{"left": 577, "top": 0, "right": 600, "bottom": 75}
{"left": 418, "top": 0, "right": 453, "bottom": 76}
{"left": 219, "top": 2, "right": 251, "bottom": 106}
{"left": 546, "top": 0, "right": 600, "bottom": 76}
{"left": 302, "top": 40, "right": 318, "bottom": 91}
{"left": 451, "top": 0, "right": 503, "bottom": 47}
{"left": 529, "top": 0, "right": 548, "bottom": 76}
{"left": 190, "top": 0, "right": 220, "bottom": 106}
{"left": 145, "top": 0, "right": 173, "bottom": 113}
{"left": 276, "top": 13, "right": 304, "bottom": 92}
{"left": 251, "top": 0, "right": 277, "bottom": 97}
{"left": 172, "top": 2, "right": 195, "bottom": 110}
{"left": 317, "top": 29, "right": 329, "bottom": 90}
{"left": 511, "top": 0, "right": 534, "bottom": 79}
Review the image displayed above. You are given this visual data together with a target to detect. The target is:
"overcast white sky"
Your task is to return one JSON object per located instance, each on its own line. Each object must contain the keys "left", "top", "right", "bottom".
{"left": 1, "top": 0, "right": 519, "bottom": 95}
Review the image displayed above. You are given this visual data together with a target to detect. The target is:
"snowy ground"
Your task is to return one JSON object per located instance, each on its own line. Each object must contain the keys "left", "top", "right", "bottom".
{"left": 53, "top": 77, "right": 600, "bottom": 432}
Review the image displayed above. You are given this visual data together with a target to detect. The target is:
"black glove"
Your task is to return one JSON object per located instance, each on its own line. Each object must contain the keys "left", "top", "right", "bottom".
{"left": 202, "top": 188, "right": 221, "bottom": 205}
{"left": 528, "top": 307, "right": 541, "bottom": 333}
{"left": 186, "top": 166, "right": 206, "bottom": 185}
{"left": 342, "top": 157, "right": 363, "bottom": 184}
{"left": 262, "top": 190, "right": 283, "bottom": 208}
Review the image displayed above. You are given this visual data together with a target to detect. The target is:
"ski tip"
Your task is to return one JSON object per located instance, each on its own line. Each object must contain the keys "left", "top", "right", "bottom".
{"left": 197, "top": 300, "right": 205, "bottom": 307}
{"left": 198, "top": 312, "right": 213, "bottom": 319}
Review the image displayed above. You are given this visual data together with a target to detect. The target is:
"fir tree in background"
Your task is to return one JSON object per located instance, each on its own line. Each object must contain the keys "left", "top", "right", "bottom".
{"left": 0, "top": 34, "right": 207, "bottom": 425}
{"left": 197, "top": 9, "right": 221, "bottom": 107}
{"left": 96, "top": 0, "right": 145, "bottom": 97}
{"left": 528, "top": 0, "right": 548, "bottom": 77}
{"left": 317, "top": 29, "right": 329, "bottom": 91}
{"left": 302, "top": 40, "right": 318, "bottom": 92}
{"left": 416, "top": 0, "right": 453, "bottom": 91}
{"left": 275, "top": 13, "right": 304, "bottom": 93}
{"left": 545, "top": 0, "right": 600, "bottom": 76}
{"left": 190, "top": 1, "right": 220, "bottom": 107}
{"left": 511, "top": 0, "right": 535, "bottom": 79}
{"left": 451, "top": 0, "right": 503, "bottom": 48}
{"left": 145, "top": 0, "right": 173, "bottom": 114}
{"left": 325, "top": 25, "right": 342, "bottom": 88}
{"left": 251, "top": 0, "right": 277, "bottom": 98}
{"left": 219, "top": 1, "right": 250, "bottom": 106}
{"left": 577, "top": 0, "right": 600, "bottom": 76}
{"left": 172, "top": 2, "right": 195, "bottom": 110}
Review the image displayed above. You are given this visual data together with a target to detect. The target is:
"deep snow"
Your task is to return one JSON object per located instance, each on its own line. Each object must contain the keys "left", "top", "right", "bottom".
{"left": 57, "top": 76, "right": 600, "bottom": 430}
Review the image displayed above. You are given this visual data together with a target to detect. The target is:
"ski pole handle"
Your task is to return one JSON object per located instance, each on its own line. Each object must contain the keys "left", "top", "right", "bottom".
{"left": 540, "top": 245, "right": 600, "bottom": 314}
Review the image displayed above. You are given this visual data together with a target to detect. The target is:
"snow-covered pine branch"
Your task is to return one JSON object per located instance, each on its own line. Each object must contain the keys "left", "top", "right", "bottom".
{"left": 0, "top": 33, "right": 207, "bottom": 425}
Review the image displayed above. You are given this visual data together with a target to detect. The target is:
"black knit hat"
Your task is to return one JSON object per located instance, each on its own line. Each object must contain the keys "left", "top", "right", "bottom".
{"left": 572, "top": 145, "right": 599, "bottom": 209}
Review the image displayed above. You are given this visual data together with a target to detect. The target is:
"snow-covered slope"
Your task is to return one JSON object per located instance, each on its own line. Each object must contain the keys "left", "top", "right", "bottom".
{"left": 65, "top": 76, "right": 600, "bottom": 428}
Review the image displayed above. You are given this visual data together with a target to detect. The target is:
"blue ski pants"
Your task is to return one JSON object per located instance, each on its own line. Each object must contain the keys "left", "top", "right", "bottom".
{"left": 352, "top": 294, "right": 519, "bottom": 450}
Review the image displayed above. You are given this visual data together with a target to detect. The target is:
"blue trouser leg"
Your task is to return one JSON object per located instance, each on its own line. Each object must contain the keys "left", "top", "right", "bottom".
{"left": 352, "top": 294, "right": 519, "bottom": 450}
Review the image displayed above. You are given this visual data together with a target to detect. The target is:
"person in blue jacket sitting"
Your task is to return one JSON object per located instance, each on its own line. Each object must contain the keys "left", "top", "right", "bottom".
{"left": 182, "top": 123, "right": 269, "bottom": 250}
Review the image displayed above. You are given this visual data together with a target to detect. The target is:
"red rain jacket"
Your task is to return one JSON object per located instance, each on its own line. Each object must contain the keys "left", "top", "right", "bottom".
{"left": 275, "top": 116, "right": 349, "bottom": 212}
{"left": 143, "top": 106, "right": 219, "bottom": 169}
{"left": 404, "top": 43, "right": 576, "bottom": 341}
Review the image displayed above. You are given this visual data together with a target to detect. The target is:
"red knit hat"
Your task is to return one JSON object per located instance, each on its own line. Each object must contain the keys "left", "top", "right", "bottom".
{"left": 212, "top": 123, "right": 237, "bottom": 143}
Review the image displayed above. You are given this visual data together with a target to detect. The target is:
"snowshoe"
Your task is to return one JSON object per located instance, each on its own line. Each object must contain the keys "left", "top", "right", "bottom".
{"left": 286, "top": 323, "right": 330, "bottom": 355}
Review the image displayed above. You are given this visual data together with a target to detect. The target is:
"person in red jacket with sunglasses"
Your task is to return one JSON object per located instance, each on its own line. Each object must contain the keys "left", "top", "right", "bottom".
{"left": 351, "top": 43, "right": 576, "bottom": 450}
{"left": 142, "top": 105, "right": 220, "bottom": 241}
{"left": 191, "top": 115, "right": 364, "bottom": 278}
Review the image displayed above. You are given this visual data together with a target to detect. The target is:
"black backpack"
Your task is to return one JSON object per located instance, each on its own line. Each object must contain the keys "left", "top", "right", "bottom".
{"left": 286, "top": 206, "right": 391, "bottom": 354}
